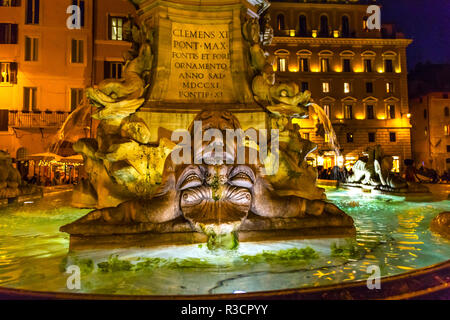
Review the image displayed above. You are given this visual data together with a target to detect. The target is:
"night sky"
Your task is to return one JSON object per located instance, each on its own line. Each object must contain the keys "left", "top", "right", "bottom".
{"left": 378, "top": 0, "right": 450, "bottom": 70}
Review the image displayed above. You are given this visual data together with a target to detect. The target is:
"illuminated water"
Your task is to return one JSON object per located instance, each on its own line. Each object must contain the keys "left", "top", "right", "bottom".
{"left": 0, "top": 186, "right": 449, "bottom": 296}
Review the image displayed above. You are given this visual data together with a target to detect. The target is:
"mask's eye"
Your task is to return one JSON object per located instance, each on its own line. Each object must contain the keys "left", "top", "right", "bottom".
{"left": 179, "top": 173, "right": 203, "bottom": 191}
{"left": 228, "top": 166, "right": 255, "bottom": 189}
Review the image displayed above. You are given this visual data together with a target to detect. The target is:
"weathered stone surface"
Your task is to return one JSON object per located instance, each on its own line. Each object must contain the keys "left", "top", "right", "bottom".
{"left": 346, "top": 145, "right": 430, "bottom": 194}
{"left": 431, "top": 212, "right": 450, "bottom": 239}
{"left": 62, "top": 0, "right": 356, "bottom": 248}
{"left": 0, "top": 151, "right": 41, "bottom": 200}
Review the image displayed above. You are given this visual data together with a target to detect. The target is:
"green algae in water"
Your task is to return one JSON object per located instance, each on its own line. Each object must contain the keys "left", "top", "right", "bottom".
{"left": 330, "top": 240, "right": 361, "bottom": 260}
{"left": 60, "top": 256, "right": 95, "bottom": 275}
{"left": 70, "top": 247, "right": 320, "bottom": 274}
{"left": 207, "top": 232, "right": 239, "bottom": 251}
{"left": 241, "top": 247, "right": 319, "bottom": 264}
{"left": 97, "top": 255, "right": 133, "bottom": 273}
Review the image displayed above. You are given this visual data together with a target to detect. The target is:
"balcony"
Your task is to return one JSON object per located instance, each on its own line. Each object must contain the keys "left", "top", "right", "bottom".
{"left": 8, "top": 111, "right": 69, "bottom": 129}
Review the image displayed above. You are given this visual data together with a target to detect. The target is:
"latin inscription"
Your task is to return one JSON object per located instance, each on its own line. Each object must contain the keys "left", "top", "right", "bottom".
{"left": 166, "top": 22, "right": 234, "bottom": 103}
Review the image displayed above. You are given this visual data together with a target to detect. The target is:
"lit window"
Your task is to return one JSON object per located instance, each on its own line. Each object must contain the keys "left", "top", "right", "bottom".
{"left": 25, "top": 36, "right": 38, "bottom": 61}
{"left": 387, "top": 105, "right": 396, "bottom": 119}
{"left": 71, "top": 39, "right": 84, "bottom": 63}
{"left": 300, "top": 58, "right": 309, "bottom": 72}
{"left": 278, "top": 58, "right": 286, "bottom": 72}
{"left": 392, "top": 156, "right": 400, "bottom": 173}
{"left": 344, "top": 105, "right": 353, "bottom": 120}
{"left": 445, "top": 125, "right": 450, "bottom": 136}
{"left": 109, "top": 16, "right": 125, "bottom": 41}
{"left": 386, "top": 82, "right": 394, "bottom": 93}
{"left": 303, "top": 132, "right": 310, "bottom": 140}
{"left": 344, "top": 82, "right": 351, "bottom": 93}
{"left": 323, "top": 104, "right": 330, "bottom": 118}
{"left": 324, "top": 134, "right": 330, "bottom": 143}
{"left": 320, "top": 58, "right": 329, "bottom": 72}
{"left": 0, "top": 62, "right": 17, "bottom": 84}
{"left": 322, "top": 82, "right": 330, "bottom": 93}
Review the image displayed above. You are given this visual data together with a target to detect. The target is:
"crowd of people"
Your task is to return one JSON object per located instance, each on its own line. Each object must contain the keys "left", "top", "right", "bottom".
{"left": 317, "top": 166, "right": 350, "bottom": 182}
{"left": 23, "top": 172, "right": 80, "bottom": 187}
{"left": 318, "top": 163, "right": 450, "bottom": 184}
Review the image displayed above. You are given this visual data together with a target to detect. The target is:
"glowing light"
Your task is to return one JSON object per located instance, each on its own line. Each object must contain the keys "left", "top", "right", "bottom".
{"left": 289, "top": 29, "right": 296, "bottom": 37}
{"left": 333, "top": 30, "right": 340, "bottom": 38}
{"left": 312, "top": 30, "right": 317, "bottom": 38}
{"left": 337, "top": 156, "right": 344, "bottom": 167}
{"left": 377, "top": 68, "right": 384, "bottom": 73}
{"left": 378, "top": 115, "right": 386, "bottom": 120}
{"left": 24, "top": 201, "right": 34, "bottom": 204}
{"left": 335, "top": 67, "right": 342, "bottom": 73}
{"left": 406, "top": 113, "right": 411, "bottom": 119}
{"left": 289, "top": 67, "right": 298, "bottom": 72}
{"left": 317, "top": 156, "right": 324, "bottom": 166}
{"left": 344, "top": 82, "right": 351, "bottom": 93}
{"left": 233, "top": 290, "right": 246, "bottom": 294}
{"left": 355, "top": 114, "right": 365, "bottom": 120}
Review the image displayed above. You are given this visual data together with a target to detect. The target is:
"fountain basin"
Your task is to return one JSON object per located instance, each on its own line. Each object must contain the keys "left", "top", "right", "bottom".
{"left": 0, "top": 187, "right": 448, "bottom": 298}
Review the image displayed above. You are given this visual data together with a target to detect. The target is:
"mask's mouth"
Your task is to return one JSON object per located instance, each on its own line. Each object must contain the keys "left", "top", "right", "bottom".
{"left": 180, "top": 184, "right": 252, "bottom": 236}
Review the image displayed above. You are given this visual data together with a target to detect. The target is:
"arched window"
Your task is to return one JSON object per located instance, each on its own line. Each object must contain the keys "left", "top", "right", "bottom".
{"left": 299, "top": 15, "right": 307, "bottom": 36}
{"left": 445, "top": 106, "right": 449, "bottom": 117}
{"left": 341, "top": 16, "right": 350, "bottom": 37}
{"left": 277, "top": 14, "right": 285, "bottom": 31}
{"left": 319, "top": 15, "right": 329, "bottom": 37}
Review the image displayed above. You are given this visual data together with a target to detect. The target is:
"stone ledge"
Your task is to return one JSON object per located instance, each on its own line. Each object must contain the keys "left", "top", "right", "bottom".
{"left": 63, "top": 214, "right": 356, "bottom": 250}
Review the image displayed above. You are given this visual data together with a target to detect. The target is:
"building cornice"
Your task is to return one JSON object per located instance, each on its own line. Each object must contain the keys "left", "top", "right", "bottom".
{"left": 271, "top": 37, "right": 413, "bottom": 47}
{"left": 270, "top": 2, "right": 369, "bottom": 10}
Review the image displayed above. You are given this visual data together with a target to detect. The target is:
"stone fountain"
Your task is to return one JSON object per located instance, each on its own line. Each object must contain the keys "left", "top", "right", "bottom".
{"left": 61, "top": 0, "right": 355, "bottom": 250}
{"left": 0, "top": 151, "right": 42, "bottom": 205}
{"left": 343, "top": 145, "right": 430, "bottom": 195}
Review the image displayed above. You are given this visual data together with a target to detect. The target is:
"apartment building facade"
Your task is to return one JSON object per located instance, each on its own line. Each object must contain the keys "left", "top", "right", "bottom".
{"left": 267, "top": 0, "right": 413, "bottom": 171}
{"left": 0, "top": 0, "right": 134, "bottom": 159}
{"left": 410, "top": 92, "right": 450, "bottom": 174}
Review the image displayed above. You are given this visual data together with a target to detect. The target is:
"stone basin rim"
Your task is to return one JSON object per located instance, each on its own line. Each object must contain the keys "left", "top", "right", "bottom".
{"left": 0, "top": 259, "right": 448, "bottom": 300}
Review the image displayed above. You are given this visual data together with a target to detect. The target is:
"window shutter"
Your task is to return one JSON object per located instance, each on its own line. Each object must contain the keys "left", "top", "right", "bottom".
{"left": 11, "top": 24, "right": 18, "bottom": 44}
{"left": 0, "top": 110, "right": 8, "bottom": 132}
{"left": 26, "top": 0, "right": 32, "bottom": 24}
{"left": 104, "top": 61, "right": 111, "bottom": 79}
{"left": 80, "top": 0, "right": 85, "bottom": 27}
{"left": 34, "top": 0, "right": 40, "bottom": 24}
{"left": 10, "top": 62, "right": 18, "bottom": 84}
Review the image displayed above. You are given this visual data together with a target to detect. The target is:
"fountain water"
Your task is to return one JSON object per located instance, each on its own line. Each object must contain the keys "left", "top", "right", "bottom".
{"left": 0, "top": 1, "right": 448, "bottom": 298}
